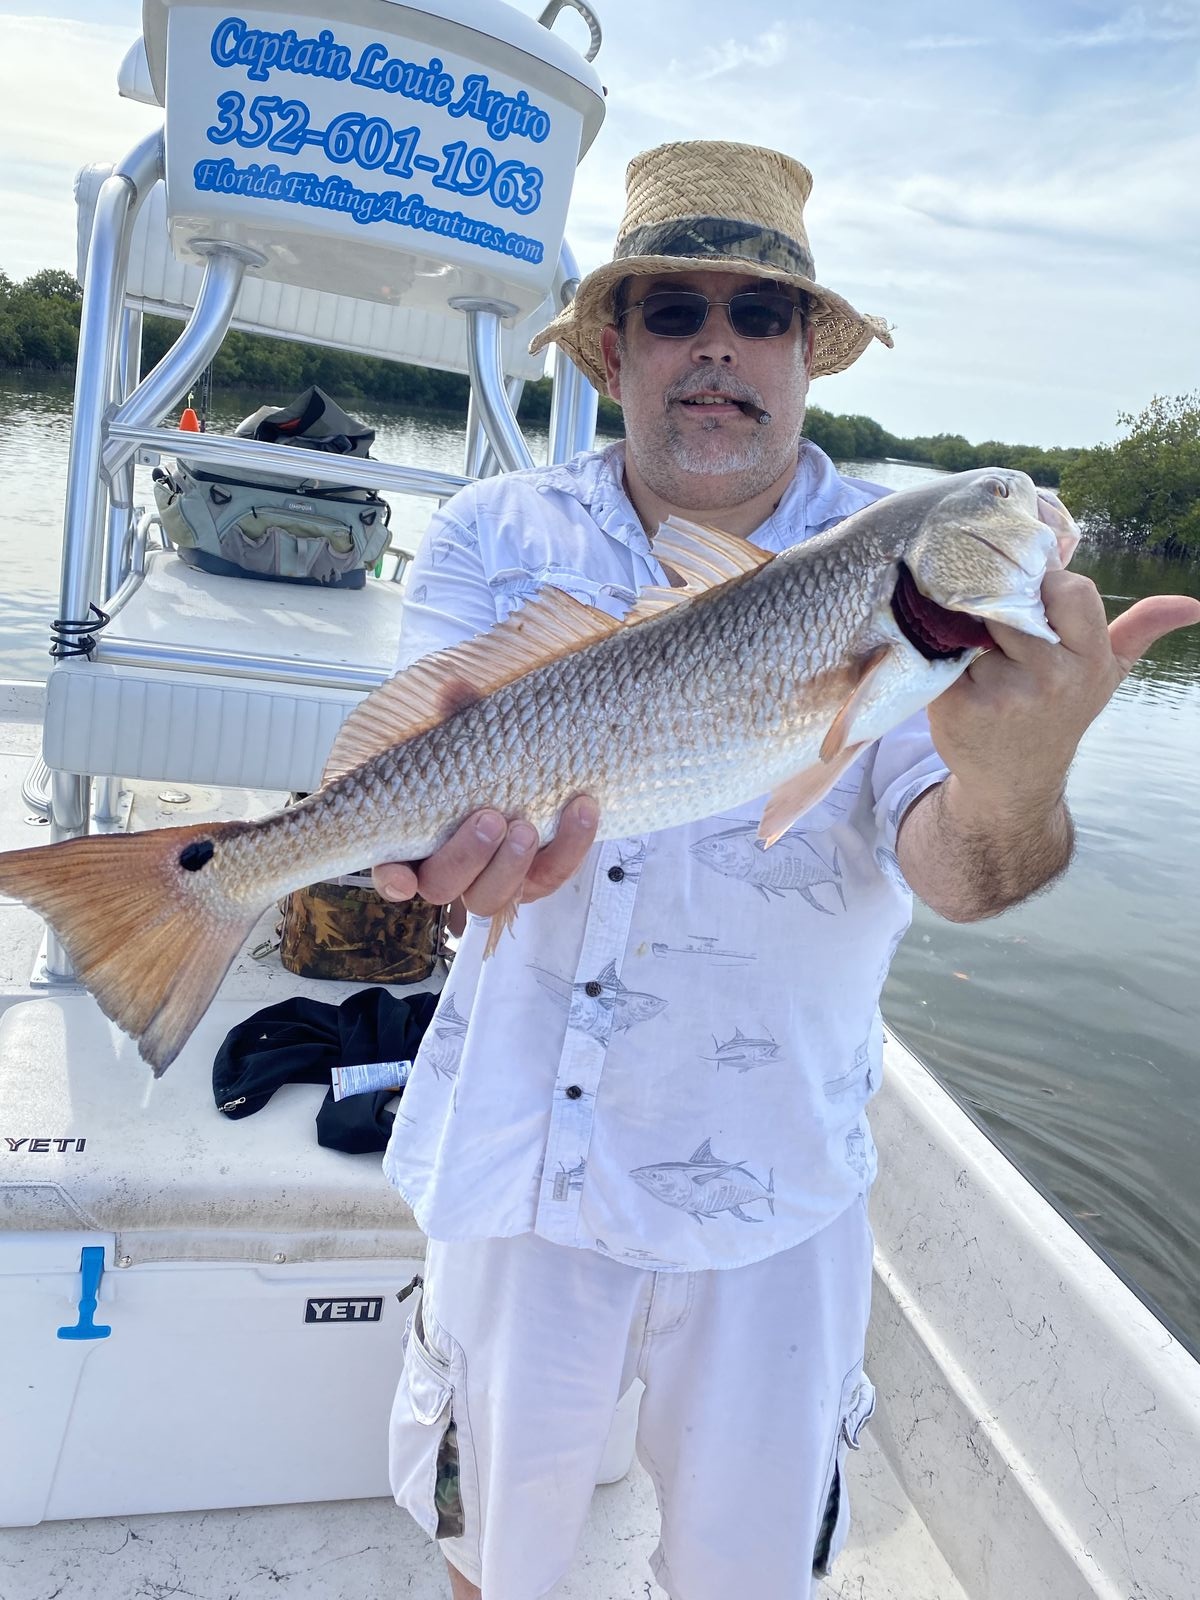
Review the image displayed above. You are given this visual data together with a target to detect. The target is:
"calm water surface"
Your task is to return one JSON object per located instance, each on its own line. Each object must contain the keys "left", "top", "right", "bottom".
{"left": 2, "top": 376, "right": 1198, "bottom": 1348}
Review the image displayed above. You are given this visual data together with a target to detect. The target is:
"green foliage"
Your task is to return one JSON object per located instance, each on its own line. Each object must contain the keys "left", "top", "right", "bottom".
{"left": 22, "top": 267, "right": 83, "bottom": 302}
{"left": 0, "top": 268, "right": 84, "bottom": 370}
{"left": 1059, "top": 394, "right": 1200, "bottom": 559}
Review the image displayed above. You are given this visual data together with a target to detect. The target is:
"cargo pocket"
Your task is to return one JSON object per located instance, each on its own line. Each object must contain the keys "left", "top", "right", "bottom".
{"left": 389, "top": 1298, "right": 466, "bottom": 1541}
{"left": 812, "top": 1368, "right": 876, "bottom": 1576}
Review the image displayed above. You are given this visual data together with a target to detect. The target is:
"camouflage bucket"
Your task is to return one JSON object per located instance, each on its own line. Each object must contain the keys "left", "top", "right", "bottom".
{"left": 279, "top": 874, "right": 445, "bottom": 985}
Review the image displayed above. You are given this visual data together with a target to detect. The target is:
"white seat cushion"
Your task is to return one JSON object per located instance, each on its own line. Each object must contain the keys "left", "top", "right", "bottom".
{"left": 44, "top": 551, "right": 407, "bottom": 792}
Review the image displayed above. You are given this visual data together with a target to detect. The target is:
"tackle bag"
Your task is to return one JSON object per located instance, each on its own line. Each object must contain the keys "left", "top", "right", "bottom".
{"left": 151, "top": 387, "right": 391, "bottom": 589}
{"left": 278, "top": 872, "right": 447, "bottom": 987}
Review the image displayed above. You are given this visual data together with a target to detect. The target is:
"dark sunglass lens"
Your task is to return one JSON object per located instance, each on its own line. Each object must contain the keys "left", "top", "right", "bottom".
{"left": 639, "top": 292, "right": 709, "bottom": 337}
{"left": 729, "top": 292, "right": 796, "bottom": 337}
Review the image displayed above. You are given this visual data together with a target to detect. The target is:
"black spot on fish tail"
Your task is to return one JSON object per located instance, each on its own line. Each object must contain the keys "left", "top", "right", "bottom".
{"left": 178, "top": 840, "right": 215, "bottom": 872}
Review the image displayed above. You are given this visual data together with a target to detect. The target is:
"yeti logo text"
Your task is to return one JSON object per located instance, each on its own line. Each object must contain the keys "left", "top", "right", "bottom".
{"left": 304, "top": 1297, "right": 383, "bottom": 1323}
{"left": 5, "top": 1138, "right": 86, "bottom": 1153}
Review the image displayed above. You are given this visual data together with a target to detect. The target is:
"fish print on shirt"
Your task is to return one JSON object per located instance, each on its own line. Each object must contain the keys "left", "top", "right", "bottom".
{"left": 823, "top": 1038, "right": 872, "bottom": 1101}
{"left": 552, "top": 1157, "right": 586, "bottom": 1202}
{"left": 612, "top": 838, "right": 647, "bottom": 882}
{"left": 421, "top": 994, "right": 469, "bottom": 1083}
{"left": 874, "top": 846, "right": 910, "bottom": 892}
{"left": 430, "top": 525, "right": 480, "bottom": 563}
{"left": 532, "top": 958, "right": 666, "bottom": 1044}
{"left": 845, "top": 1126, "right": 871, "bottom": 1181}
{"left": 702, "top": 1027, "right": 782, "bottom": 1072}
{"left": 631, "top": 1138, "right": 776, "bottom": 1224}
{"left": 888, "top": 777, "right": 934, "bottom": 831}
{"left": 651, "top": 934, "right": 754, "bottom": 967}
{"left": 409, "top": 583, "right": 428, "bottom": 605}
{"left": 691, "top": 824, "right": 846, "bottom": 913}
{"left": 594, "top": 1238, "right": 681, "bottom": 1270}
{"left": 489, "top": 566, "right": 638, "bottom": 619}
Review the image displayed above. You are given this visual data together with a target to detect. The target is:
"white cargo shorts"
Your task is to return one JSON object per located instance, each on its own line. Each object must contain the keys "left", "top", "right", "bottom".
{"left": 389, "top": 1198, "right": 875, "bottom": 1600}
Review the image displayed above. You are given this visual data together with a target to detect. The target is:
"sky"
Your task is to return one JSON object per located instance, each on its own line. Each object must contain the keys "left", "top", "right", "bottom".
{"left": 1, "top": 0, "right": 1197, "bottom": 449}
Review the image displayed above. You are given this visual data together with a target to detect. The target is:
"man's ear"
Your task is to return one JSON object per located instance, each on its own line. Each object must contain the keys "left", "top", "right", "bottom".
{"left": 599, "top": 323, "right": 623, "bottom": 402}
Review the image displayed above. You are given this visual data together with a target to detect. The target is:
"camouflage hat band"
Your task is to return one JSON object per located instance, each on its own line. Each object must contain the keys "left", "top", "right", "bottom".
{"left": 616, "top": 217, "right": 816, "bottom": 282}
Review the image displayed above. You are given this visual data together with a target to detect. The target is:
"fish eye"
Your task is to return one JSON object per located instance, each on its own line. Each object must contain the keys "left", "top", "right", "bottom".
{"left": 988, "top": 478, "right": 1009, "bottom": 499}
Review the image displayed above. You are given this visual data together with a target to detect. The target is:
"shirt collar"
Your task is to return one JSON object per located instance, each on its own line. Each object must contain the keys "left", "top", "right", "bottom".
{"left": 534, "top": 437, "right": 884, "bottom": 557}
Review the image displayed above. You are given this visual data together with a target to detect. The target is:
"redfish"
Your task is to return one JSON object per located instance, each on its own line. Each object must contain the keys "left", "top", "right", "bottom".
{"left": 0, "top": 469, "right": 1078, "bottom": 1072}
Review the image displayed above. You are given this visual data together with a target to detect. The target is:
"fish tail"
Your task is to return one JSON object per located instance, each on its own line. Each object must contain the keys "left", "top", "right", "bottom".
{"left": 0, "top": 822, "right": 260, "bottom": 1075}
{"left": 767, "top": 1168, "right": 775, "bottom": 1216}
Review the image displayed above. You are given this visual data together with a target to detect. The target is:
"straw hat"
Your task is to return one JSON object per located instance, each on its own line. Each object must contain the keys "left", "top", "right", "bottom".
{"left": 529, "top": 141, "right": 893, "bottom": 389}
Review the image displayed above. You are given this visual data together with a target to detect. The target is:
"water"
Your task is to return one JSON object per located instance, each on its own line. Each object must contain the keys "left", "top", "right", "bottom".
{"left": 3, "top": 377, "right": 1198, "bottom": 1349}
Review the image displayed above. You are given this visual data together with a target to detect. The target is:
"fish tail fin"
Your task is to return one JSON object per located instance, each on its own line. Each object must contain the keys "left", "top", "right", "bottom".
{"left": 0, "top": 822, "right": 260, "bottom": 1074}
{"left": 767, "top": 1168, "right": 776, "bottom": 1216}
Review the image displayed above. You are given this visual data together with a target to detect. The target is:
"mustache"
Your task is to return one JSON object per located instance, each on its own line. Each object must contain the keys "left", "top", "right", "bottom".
{"left": 664, "top": 372, "right": 763, "bottom": 408}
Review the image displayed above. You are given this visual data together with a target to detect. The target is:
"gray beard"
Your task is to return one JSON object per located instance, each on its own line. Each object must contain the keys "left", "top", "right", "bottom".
{"left": 664, "top": 415, "right": 767, "bottom": 476}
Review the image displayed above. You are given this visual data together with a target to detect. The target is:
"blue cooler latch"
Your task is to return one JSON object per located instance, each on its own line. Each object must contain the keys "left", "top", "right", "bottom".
{"left": 57, "top": 1245, "right": 112, "bottom": 1341}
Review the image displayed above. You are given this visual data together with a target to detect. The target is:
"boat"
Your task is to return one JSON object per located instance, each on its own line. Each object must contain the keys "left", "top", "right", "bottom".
{"left": 2, "top": 3, "right": 1198, "bottom": 1596}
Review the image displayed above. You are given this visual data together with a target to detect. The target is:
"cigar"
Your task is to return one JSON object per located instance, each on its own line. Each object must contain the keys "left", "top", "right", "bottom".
{"left": 736, "top": 400, "right": 771, "bottom": 424}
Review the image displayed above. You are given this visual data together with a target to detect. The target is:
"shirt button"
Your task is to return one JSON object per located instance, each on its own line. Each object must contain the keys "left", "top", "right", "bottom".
{"left": 566, "top": 1084, "right": 583, "bottom": 1100}
{"left": 607, "top": 865, "right": 625, "bottom": 882}
{"left": 584, "top": 980, "right": 603, "bottom": 997}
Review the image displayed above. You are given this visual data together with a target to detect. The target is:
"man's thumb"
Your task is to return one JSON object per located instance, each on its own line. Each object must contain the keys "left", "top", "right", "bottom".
{"left": 1108, "top": 595, "right": 1200, "bottom": 669}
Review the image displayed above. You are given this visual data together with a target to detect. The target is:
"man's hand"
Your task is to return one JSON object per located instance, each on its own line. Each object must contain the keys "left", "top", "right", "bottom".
{"left": 899, "top": 572, "right": 1200, "bottom": 920}
{"left": 371, "top": 796, "right": 599, "bottom": 935}
{"left": 930, "top": 570, "right": 1200, "bottom": 811}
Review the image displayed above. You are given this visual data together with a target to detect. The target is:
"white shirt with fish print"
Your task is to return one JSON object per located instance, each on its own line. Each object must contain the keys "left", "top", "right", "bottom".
{"left": 382, "top": 440, "right": 949, "bottom": 1271}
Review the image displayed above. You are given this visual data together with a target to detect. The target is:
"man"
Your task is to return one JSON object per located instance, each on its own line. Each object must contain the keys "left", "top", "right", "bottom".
{"left": 373, "top": 142, "right": 1198, "bottom": 1599}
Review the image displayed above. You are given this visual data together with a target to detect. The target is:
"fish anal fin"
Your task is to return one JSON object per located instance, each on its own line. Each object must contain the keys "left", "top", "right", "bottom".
{"left": 728, "top": 1205, "right": 761, "bottom": 1222}
{"left": 482, "top": 895, "right": 522, "bottom": 959}
{"left": 818, "top": 645, "right": 892, "bottom": 764}
{"left": 321, "top": 588, "right": 622, "bottom": 785}
{"left": 758, "top": 744, "right": 867, "bottom": 846}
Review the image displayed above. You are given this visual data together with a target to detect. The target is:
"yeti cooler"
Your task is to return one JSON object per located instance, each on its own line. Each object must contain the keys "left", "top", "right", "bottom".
{"left": 0, "top": 993, "right": 425, "bottom": 1527}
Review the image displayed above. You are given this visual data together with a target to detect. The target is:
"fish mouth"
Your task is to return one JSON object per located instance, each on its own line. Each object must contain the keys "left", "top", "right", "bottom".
{"left": 891, "top": 563, "right": 992, "bottom": 660}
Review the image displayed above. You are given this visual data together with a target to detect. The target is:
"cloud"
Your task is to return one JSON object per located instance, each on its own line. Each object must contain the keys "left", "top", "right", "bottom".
{"left": 904, "top": 33, "right": 994, "bottom": 50}
{"left": 676, "top": 26, "right": 791, "bottom": 82}
{"left": 1042, "top": 3, "right": 1200, "bottom": 48}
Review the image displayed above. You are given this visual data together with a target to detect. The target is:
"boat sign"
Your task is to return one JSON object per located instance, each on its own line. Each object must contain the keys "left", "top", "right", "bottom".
{"left": 154, "top": 1, "right": 604, "bottom": 316}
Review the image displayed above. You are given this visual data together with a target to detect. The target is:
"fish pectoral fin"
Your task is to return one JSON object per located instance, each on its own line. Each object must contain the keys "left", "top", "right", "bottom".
{"left": 482, "top": 895, "right": 523, "bottom": 959}
{"left": 758, "top": 744, "right": 867, "bottom": 847}
{"left": 320, "top": 587, "right": 622, "bottom": 785}
{"left": 818, "top": 645, "right": 894, "bottom": 764}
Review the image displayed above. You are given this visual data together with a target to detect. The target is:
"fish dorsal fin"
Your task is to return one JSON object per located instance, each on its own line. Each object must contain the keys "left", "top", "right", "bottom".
{"left": 321, "top": 587, "right": 622, "bottom": 785}
{"left": 623, "top": 517, "right": 772, "bottom": 625}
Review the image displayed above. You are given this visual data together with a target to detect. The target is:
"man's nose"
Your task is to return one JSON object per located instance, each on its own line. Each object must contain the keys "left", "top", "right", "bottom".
{"left": 690, "top": 304, "right": 739, "bottom": 363}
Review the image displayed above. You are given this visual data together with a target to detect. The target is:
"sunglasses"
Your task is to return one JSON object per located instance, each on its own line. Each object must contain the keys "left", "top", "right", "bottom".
{"left": 619, "top": 288, "right": 804, "bottom": 340}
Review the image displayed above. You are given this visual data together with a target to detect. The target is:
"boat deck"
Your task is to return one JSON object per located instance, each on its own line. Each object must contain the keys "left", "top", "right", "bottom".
{"left": 0, "top": 677, "right": 967, "bottom": 1599}
{"left": 2, "top": 1434, "right": 969, "bottom": 1600}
